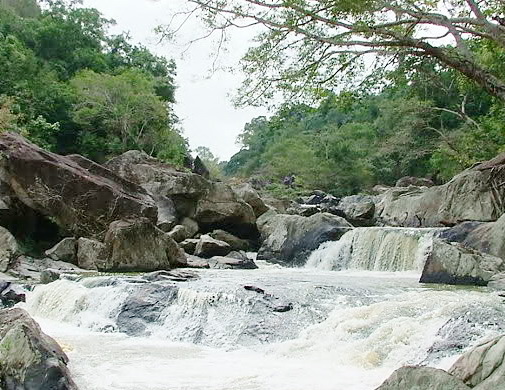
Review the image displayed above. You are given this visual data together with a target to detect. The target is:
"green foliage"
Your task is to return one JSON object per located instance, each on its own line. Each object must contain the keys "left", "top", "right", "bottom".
{"left": 0, "top": 0, "right": 187, "bottom": 164}
{"left": 194, "top": 146, "right": 224, "bottom": 180}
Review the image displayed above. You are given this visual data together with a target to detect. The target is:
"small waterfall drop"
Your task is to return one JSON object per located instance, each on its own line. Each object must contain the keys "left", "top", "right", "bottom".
{"left": 306, "top": 227, "right": 445, "bottom": 272}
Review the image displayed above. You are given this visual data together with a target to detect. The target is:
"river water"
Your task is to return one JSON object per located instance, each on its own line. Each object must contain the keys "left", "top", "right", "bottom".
{"left": 21, "top": 228, "right": 505, "bottom": 390}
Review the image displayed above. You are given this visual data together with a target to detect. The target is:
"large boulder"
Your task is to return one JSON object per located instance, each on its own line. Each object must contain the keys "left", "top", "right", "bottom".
{"left": 377, "top": 153, "right": 505, "bottom": 227}
{"left": 194, "top": 235, "right": 231, "bottom": 258}
{"left": 209, "top": 229, "right": 252, "bottom": 251}
{"left": 257, "top": 212, "right": 353, "bottom": 266}
{"left": 208, "top": 256, "right": 258, "bottom": 270}
{"left": 44, "top": 237, "right": 77, "bottom": 264}
{"left": 232, "top": 183, "right": 269, "bottom": 218}
{"left": 0, "top": 133, "right": 157, "bottom": 237}
{"left": 395, "top": 176, "right": 434, "bottom": 187}
{"left": 337, "top": 195, "right": 376, "bottom": 226}
{"left": 102, "top": 218, "right": 186, "bottom": 272}
{"left": 105, "top": 150, "right": 210, "bottom": 221}
{"left": 0, "top": 226, "right": 18, "bottom": 272}
{"left": 194, "top": 182, "right": 257, "bottom": 238}
{"left": 0, "top": 308, "right": 78, "bottom": 389}
{"left": 77, "top": 238, "right": 107, "bottom": 271}
{"left": 376, "top": 366, "right": 470, "bottom": 390}
{"left": 449, "top": 334, "right": 505, "bottom": 389}
{"left": 420, "top": 238, "right": 505, "bottom": 286}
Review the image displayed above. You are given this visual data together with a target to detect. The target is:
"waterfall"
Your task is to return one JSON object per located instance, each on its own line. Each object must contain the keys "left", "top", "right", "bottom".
{"left": 306, "top": 227, "right": 445, "bottom": 272}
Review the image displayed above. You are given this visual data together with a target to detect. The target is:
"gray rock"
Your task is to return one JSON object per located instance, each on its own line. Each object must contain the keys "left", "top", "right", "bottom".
{"left": 180, "top": 217, "right": 199, "bottom": 237}
{"left": 180, "top": 238, "right": 200, "bottom": 255}
{"left": 208, "top": 256, "right": 258, "bottom": 270}
{"left": 142, "top": 270, "right": 199, "bottom": 282}
{"left": 420, "top": 239, "right": 505, "bottom": 286}
{"left": 185, "top": 255, "right": 210, "bottom": 268}
{"left": 77, "top": 237, "right": 107, "bottom": 271}
{"left": 377, "top": 154, "right": 505, "bottom": 227}
{"left": 226, "top": 250, "right": 250, "bottom": 261}
{"left": 0, "top": 308, "right": 78, "bottom": 389}
{"left": 396, "top": 176, "right": 435, "bottom": 187}
{"left": 194, "top": 235, "right": 231, "bottom": 258}
{"left": 167, "top": 225, "right": 191, "bottom": 243}
{"left": 449, "top": 334, "right": 505, "bottom": 389}
{"left": 209, "top": 229, "right": 252, "bottom": 251}
{"left": 195, "top": 182, "right": 257, "bottom": 238}
{"left": 0, "top": 226, "right": 17, "bottom": 272}
{"left": 376, "top": 366, "right": 470, "bottom": 390}
{"left": 40, "top": 269, "right": 61, "bottom": 284}
{"left": 257, "top": 212, "right": 353, "bottom": 266}
{"left": 7, "top": 256, "right": 88, "bottom": 281}
{"left": 488, "top": 273, "right": 505, "bottom": 291}
{"left": 232, "top": 183, "right": 269, "bottom": 217}
{"left": 44, "top": 237, "right": 77, "bottom": 263}
{"left": 0, "top": 284, "right": 26, "bottom": 307}
{"left": 337, "top": 195, "right": 376, "bottom": 226}
{"left": 155, "top": 195, "right": 178, "bottom": 232}
{"left": 103, "top": 218, "right": 187, "bottom": 271}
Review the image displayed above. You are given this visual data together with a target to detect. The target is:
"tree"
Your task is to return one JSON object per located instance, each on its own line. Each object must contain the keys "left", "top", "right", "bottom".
{"left": 171, "top": 0, "right": 505, "bottom": 104}
{"left": 194, "top": 146, "right": 224, "bottom": 179}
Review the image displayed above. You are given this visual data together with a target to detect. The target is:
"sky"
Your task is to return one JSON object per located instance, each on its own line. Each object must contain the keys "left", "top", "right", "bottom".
{"left": 82, "top": 0, "right": 268, "bottom": 161}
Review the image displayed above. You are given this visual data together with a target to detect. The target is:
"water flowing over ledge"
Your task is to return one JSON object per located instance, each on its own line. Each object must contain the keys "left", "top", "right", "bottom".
{"left": 306, "top": 227, "right": 446, "bottom": 272}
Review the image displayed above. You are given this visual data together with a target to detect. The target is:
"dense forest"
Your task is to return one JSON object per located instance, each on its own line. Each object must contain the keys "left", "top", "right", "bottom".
{"left": 0, "top": 0, "right": 187, "bottom": 163}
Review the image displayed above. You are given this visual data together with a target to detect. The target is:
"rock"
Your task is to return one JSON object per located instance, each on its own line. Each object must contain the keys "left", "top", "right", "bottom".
{"left": 8, "top": 256, "right": 90, "bottom": 281}
{"left": 376, "top": 366, "right": 470, "bottom": 390}
{"left": 459, "top": 214, "right": 505, "bottom": 260}
{"left": 377, "top": 153, "right": 505, "bottom": 227}
{"left": 209, "top": 229, "right": 252, "bottom": 251}
{"left": 180, "top": 217, "right": 199, "bottom": 237}
{"left": 420, "top": 238, "right": 505, "bottom": 286}
{"left": 105, "top": 150, "right": 210, "bottom": 219}
{"left": 208, "top": 256, "right": 258, "bottom": 270}
{"left": 272, "top": 303, "right": 293, "bottom": 313}
{"left": 0, "top": 226, "right": 18, "bottom": 272}
{"left": 0, "top": 308, "right": 78, "bottom": 389}
{"left": 167, "top": 225, "right": 191, "bottom": 243}
{"left": 194, "top": 235, "right": 231, "bottom": 258}
{"left": 0, "top": 133, "right": 157, "bottom": 238}
{"left": 179, "top": 238, "right": 200, "bottom": 255}
{"left": 185, "top": 255, "right": 210, "bottom": 268}
{"left": 257, "top": 212, "right": 353, "bottom": 266}
{"left": 195, "top": 182, "right": 257, "bottom": 238}
{"left": 226, "top": 250, "right": 250, "bottom": 261}
{"left": 371, "top": 184, "right": 391, "bottom": 194}
{"left": 438, "top": 222, "right": 485, "bottom": 244}
{"left": 306, "top": 193, "right": 325, "bottom": 205}
{"left": 117, "top": 284, "right": 178, "bottom": 336}
{"left": 449, "top": 334, "right": 505, "bottom": 389}
{"left": 155, "top": 195, "right": 178, "bottom": 232}
{"left": 488, "top": 273, "right": 505, "bottom": 291}
{"left": 337, "top": 195, "right": 376, "bottom": 226}
{"left": 232, "top": 183, "right": 269, "bottom": 218}
{"left": 142, "top": 270, "right": 199, "bottom": 282}
{"left": 287, "top": 204, "right": 321, "bottom": 217}
{"left": 40, "top": 269, "right": 61, "bottom": 284}
{"left": 44, "top": 237, "right": 77, "bottom": 263}
{"left": 103, "top": 218, "right": 187, "bottom": 271}
{"left": 244, "top": 285, "right": 265, "bottom": 294}
{"left": 261, "top": 196, "right": 292, "bottom": 214}
{"left": 396, "top": 176, "right": 435, "bottom": 187}
{"left": 0, "top": 283, "right": 26, "bottom": 307}
{"left": 77, "top": 238, "right": 107, "bottom": 271}
{"left": 193, "top": 156, "right": 210, "bottom": 179}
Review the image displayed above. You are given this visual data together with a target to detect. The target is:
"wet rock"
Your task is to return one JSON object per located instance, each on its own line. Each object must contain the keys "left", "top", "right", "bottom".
{"left": 0, "top": 308, "right": 78, "bottom": 389}
{"left": 396, "top": 176, "right": 435, "bottom": 187}
{"left": 77, "top": 238, "right": 107, "bottom": 271}
{"left": 194, "top": 235, "right": 231, "bottom": 258}
{"left": 209, "top": 229, "right": 252, "bottom": 251}
{"left": 40, "top": 269, "right": 61, "bottom": 284}
{"left": 376, "top": 366, "right": 470, "bottom": 390}
{"left": 244, "top": 285, "right": 265, "bottom": 294}
{"left": 257, "top": 212, "right": 353, "bottom": 266}
{"left": 195, "top": 182, "right": 257, "bottom": 238}
{"left": 117, "top": 284, "right": 178, "bottom": 336}
{"left": 449, "top": 334, "right": 505, "bottom": 389}
{"left": 103, "top": 218, "right": 187, "bottom": 271}
{"left": 180, "top": 239, "right": 200, "bottom": 255}
{"left": 0, "top": 226, "right": 18, "bottom": 272}
{"left": 232, "top": 183, "right": 269, "bottom": 218}
{"left": 226, "top": 251, "right": 250, "bottom": 261}
{"left": 337, "top": 195, "right": 376, "bottom": 226}
{"left": 272, "top": 303, "right": 293, "bottom": 313}
{"left": 488, "top": 273, "right": 505, "bottom": 291}
{"left": 377, "top": 153, "right": 505, "bottom": 227}
{"left": 208, "top": 256, "right": 258, "bottom": 270}
{"left": 44, "top": 237, "right": 77, "bottom": 264}
{"left": 0, "top": 133, "right": 157, "bottom": 238}
{"left": 142, "top": 270, "right": 199, "bottom": 282}
{"left": 420, "top": 239, "right": 505, "bottom": 286}
{"left": 185, "top": 255, "right": 210, "bottom": 268}
{"left": 0, "top": 283, "right": 26, "bottom": 307}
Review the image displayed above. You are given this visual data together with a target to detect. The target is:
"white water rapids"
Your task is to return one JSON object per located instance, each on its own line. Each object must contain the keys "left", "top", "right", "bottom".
{"left": 19, "top": 227, "right": 505, "bottom": 390}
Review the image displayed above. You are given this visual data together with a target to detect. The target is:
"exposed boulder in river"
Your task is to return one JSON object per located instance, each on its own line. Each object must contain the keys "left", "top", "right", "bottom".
{"left": 337, "top": 194, "right": 376, "bottom": 226}
{"left": 0, "top": 308, "right": 78, "bottom": 389}
{"left": 232, "top": 183, "right": 269, "bottom": 218}
{"left": 449, "top": 334, "right": 505, "bottom": 389}
{"left": 102, "top": 218, "right": 186, "bottom": 271}
{"left": 420, "top": 238, "right": 505, "bottom": 286}
{"left": 0, "top": 133, "right": 157, "bottom": 238}
{"left": 195, "top": 182, "right": 257, "bottom": 237}
{"left": 376, "top": 366, "right": 470, "bottom": 390}
{"left": 77, "top": 238, "right": 107, "bottom": 271}
{"left": 44, "top": 237, "right": 77, "bottom": 264}
{"left": 376, "top": 153, "right": 505, "bottom": 227}
{"left": 209, "top": 229, "right": 252, "bottom": 251}
{"left": 0, "top": 226, "right": 18, "bottom": 272}
{"left": 257, "top": 211, "right": 353, "bottom": 266}
{"left": 208, "top": 256, "right": 258, "bottom": 270}
{"left": 194, "top": 234, "right": 231, "bottom": 258}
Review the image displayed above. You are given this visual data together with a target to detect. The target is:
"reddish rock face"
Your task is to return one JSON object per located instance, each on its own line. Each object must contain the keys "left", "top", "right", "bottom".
{"left": 0, "top": 132, "right": 157, "bottom": 238}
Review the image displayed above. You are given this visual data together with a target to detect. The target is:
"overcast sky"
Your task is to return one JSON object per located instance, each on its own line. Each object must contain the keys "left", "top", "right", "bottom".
{"left": 82, "top": 0, "right": 268, "bottom": 161}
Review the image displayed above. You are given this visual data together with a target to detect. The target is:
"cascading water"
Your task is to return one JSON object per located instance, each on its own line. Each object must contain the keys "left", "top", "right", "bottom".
{"left": 22, "top": 260, "right": 505, "bottom": 390}
{"left": 306, "top": 227, "right": 445, "bottom": 272}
